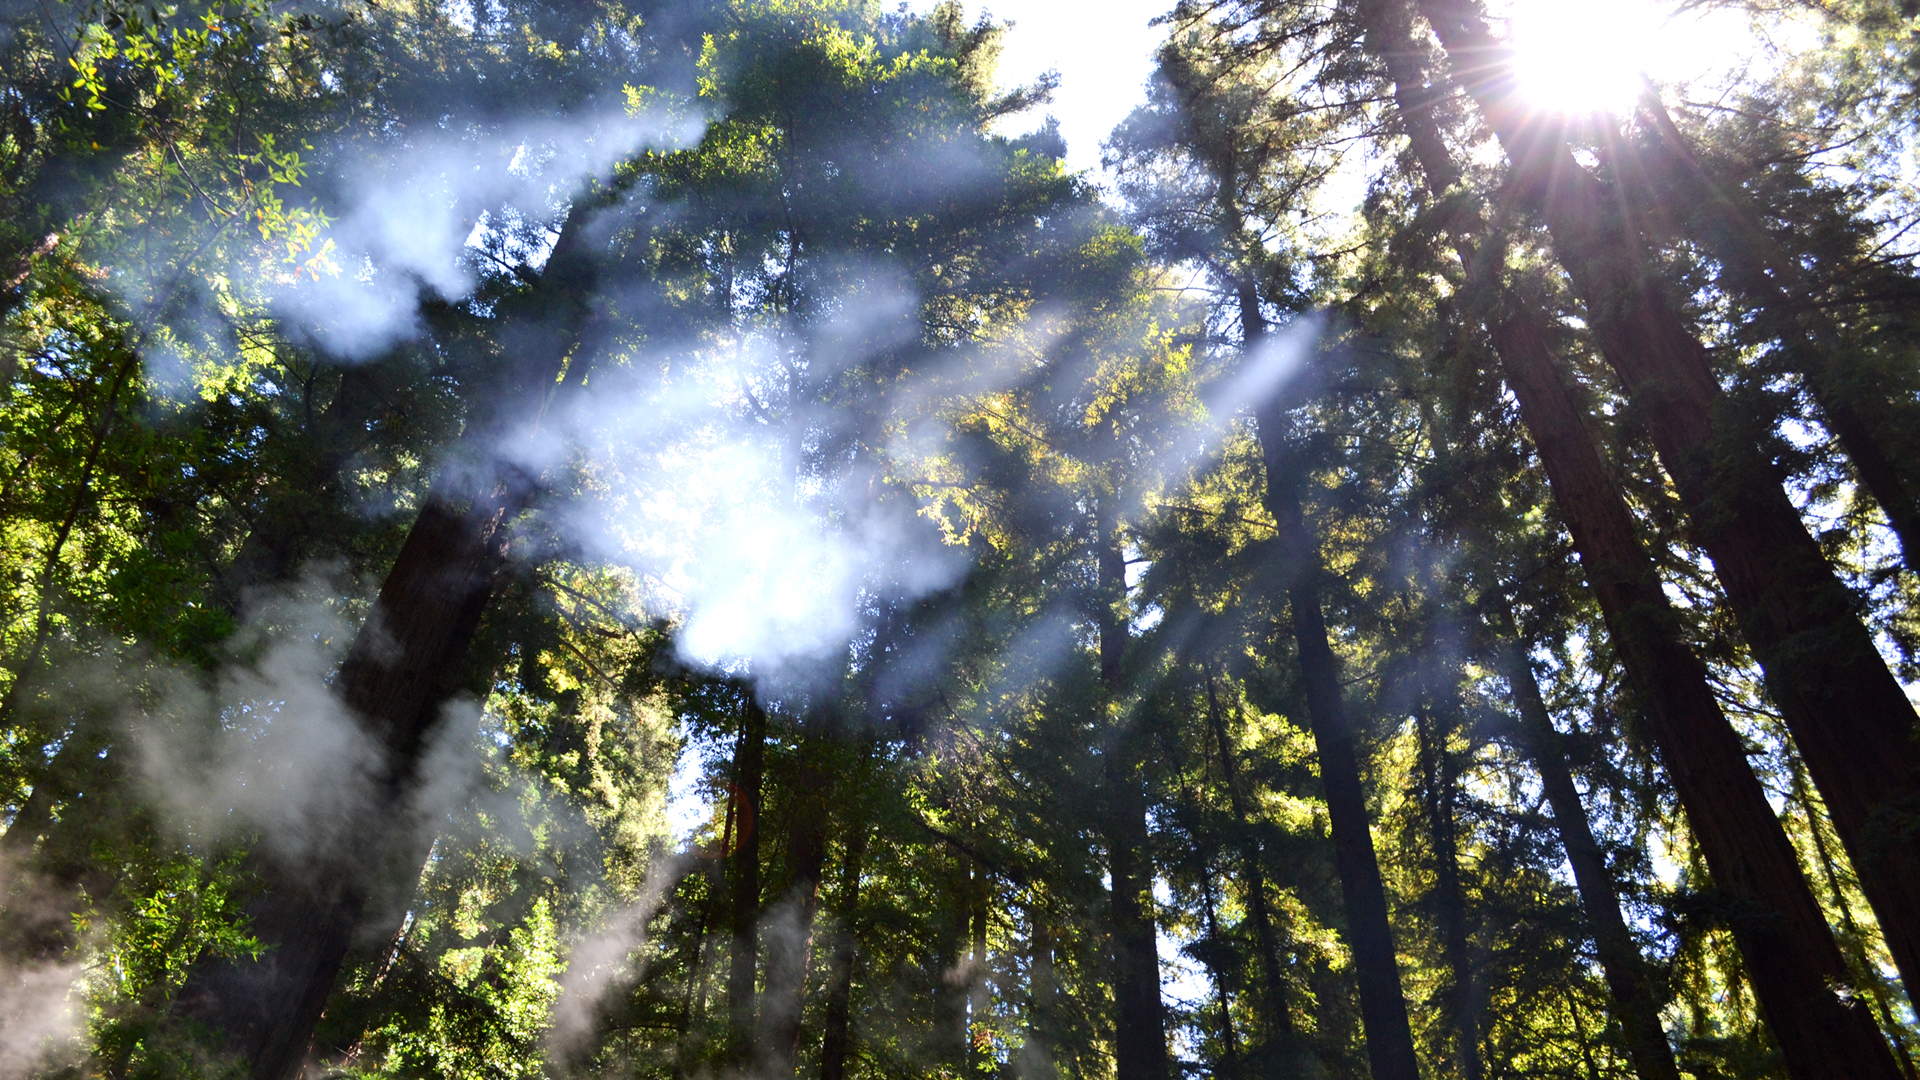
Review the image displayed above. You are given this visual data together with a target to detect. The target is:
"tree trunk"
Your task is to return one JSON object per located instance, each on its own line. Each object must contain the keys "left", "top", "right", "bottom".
{"left": 819, "top": 823, "right": 870, "bottom": 1080}
{"left": 172, "top": 193, "right": 611, "bottom": 1080}
{"left": 1097, "top": 506, "right": 1173, "bottom": 1080}
{"left": 1495, "top": 618, "right": 1684, "bottom": 1080}
{"left": 1202, "top": 672, "right": 1294, "bottom": 1046}
{"left": 1632, "top": 99, "right": 1920, "bottom": 573}
{"left": 727, "top": 698, "right": 769, "bottom": 1053}
{"left": 1415, "top": 707, "right": 1481, "bottom": 1080}
{"left": 758, "top": 730, "right": 832, "bottom": 1079}
{"left": 1354, "top": 3, "right": 1907, "bottom": 1076}
{"left": 1244, "top": 286, "right": 1422, "bottom": 1080}
{"left": 173, "top": 488, "right": 528, "bottom": 1080}
{"left": 1198, "top": 869, "right": 1241, "bottom": 1080}
{"left": 1413, "top": 0, "right": 1920, "bottom": 1012}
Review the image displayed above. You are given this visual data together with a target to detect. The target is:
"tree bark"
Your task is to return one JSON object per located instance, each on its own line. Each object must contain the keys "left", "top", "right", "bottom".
{"left": 819, "top": 823, "right": 870, "bottom": 1080}
{"left": 758, "top": 729, "right": 832, "bottom": 1079}
{"left": 1495, "top": 619, "right": 1683, "bottom": 1080}
{"left": 727, "top": 698, "right": 769, "bottom": 1053}
{"left": 1631, "top": 98, "right": 1920, "bottom": 573}
{"left": 1414, "top": 0, "right": 1920, "bottom": 1012}
{"left": 1097, "top": 505, "right": 1173, "bottom": 1080}
{"left": 1415, "top": 706, "right": 1480, "bottom": 1080}
{"left": 1243, "top": 284, "right": 1422, "bottom": 1080}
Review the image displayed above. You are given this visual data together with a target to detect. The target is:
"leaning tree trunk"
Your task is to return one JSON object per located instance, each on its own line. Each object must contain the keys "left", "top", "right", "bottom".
{"left": 1413, "top": 0, "right": 1920, "bottom": 1012}
{"left": 1494, "top": 615, "right": 1682, "bottom": 1080}
{"left": 1356, "top": 2, "right": 1907, "bottom": 1076}
{"left": 1245, "top": 306, "right": 1421, "bottom": 1080}
{"left": 1631, "top": 98, "right": 1920, "bottom": 573}
{"left": 173, "top": 192, "right": 611, "bottom": 1080}
{"left": 1096, "top": 506, "right": 1174, "bottom": 1080}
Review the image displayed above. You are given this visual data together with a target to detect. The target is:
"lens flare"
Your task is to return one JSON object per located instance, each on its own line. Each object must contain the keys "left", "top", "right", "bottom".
{"left": 1499, "top": 0, "right": 1755, "bottom": 118}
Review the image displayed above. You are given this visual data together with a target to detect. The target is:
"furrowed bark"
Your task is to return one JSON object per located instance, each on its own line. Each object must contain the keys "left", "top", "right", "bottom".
{"left": 1356, "top": 2, "right": 1907, "bottom": 1075}
{"left": 1097, "top": 506, "right": 1173, "bottom": 1080}
{"left": 1413, "top": 0, "right": 1920, "bottom": 1013}
{"left": 1495, "top": 614, "right": 1682, "bottom": 1080}
{"left": 1243, "top": 286, "right": 1422, "bottom": 1080}
{"left": 1631, "top": 98, "right": 1920, "bottom": 573}
{"left": 758, "top": 734, "right": 830, "bottom": 1080}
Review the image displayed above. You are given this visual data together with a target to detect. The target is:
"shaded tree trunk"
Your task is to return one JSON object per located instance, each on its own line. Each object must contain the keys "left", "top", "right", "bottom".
{"left": 1413, "top": 0, "right": 1920, "bottom": 1012}
{"left": 1097, "top": 505, "right": 1173, "bottom": 1080}
{"left": 1244, "top": 287, "right": 1422, "bottom": 1080}
{"left": 1415, "top": 706, "right": 1481, "bottom": 1080}
{"left": 819, "top": 822, "right": 870, "bottom": 1080}
{"left": 758, "top": 728, "right": 833, "bottom": 1079}
{"left": 1631, "top": 99, "right": 1920, "bottom": 573}
{"left": 727, "top": 698, "right": 769, "bottom": 1052}
{"left": 1494, "top": 617, "right": 1683, "bottom": 1080}
{"left": 1202, "top": 671, "right": 1294, "bottom": 1047}
{"left": 173, "top": 193, "right": 611, "bottom": 1080}
{"left": 1357, "top": 2, "right": 1907, "bottom": 1076}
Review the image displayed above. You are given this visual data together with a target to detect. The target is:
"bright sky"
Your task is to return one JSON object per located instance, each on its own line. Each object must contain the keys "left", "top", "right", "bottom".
{"left": 910, "top": 0, "right": 1171, "bottom": 179}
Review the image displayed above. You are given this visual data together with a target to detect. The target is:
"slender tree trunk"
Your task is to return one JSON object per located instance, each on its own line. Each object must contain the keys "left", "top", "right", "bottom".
{"left": 1495, "top": 618, "right": 1683, "bottom": 1080}
{"left": 1243, "top": 288, "right": 1422, "bottom": 1080}
{"left": 1202, "top": 672, "right": 1294, "bottom": 1046}
{"left": 1415, "top": 707, "right": 1481, "bottom": 1080}
{"left": 1356, "top": 5, "right": 1906, "bottom": 1077}
{"left": 759, "top": 730, "right": 832, "bottom": 1079}
{"left": 1413, "top": 0, "right": 1920, "bottom": 1011}
{"left": 1198, "top": 869, "right": 1241, "bottom": 1080}
{"left": 727, "top": 698, "right": 768, "bottom": 1054}
{"left": 1022, "top": 903, "right": 1061, "bottom": 1080}
{"left": 1097, "top": 506, "right": 1173, "bottom": 1080}
{"left": 819, "top": 823, "right": 870, "bottom": 1080}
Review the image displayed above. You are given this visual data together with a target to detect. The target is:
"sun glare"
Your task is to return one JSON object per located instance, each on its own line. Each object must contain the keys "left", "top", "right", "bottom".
{"left": 1500, "top": 0, "right": 1756, "bottom": 117}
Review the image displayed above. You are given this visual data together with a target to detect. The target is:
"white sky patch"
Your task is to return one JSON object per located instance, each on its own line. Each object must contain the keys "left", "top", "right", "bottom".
{"left": 1494, "top": 0, "right": 1807, "bottom": 117}
{"left": 910, "top": 0, "right": 1169, "bottom": 180}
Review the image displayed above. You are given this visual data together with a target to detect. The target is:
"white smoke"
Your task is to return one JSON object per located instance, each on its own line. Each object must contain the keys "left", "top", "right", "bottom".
{"left": 129, "top": 580, "right": 512, "bottom": 869}
{"left": 275, "top": 106, "right": 706, "bottom": 359}
{"left": 554, "top": 273, "right": 971, "bottom": 685}
{"left": 0, "top": 957, "right": 85, "bottom": 1079}
{"left": 545, "top": 852, "right": 695, "bottom": 1061}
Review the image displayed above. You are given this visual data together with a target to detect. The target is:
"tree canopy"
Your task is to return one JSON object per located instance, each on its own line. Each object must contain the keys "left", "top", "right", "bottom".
{"left": 1, "top": 1, "right": 1918, "bottom": 1079}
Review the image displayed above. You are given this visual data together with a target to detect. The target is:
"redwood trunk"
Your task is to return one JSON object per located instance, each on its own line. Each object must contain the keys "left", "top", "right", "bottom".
{"left": 1357, "top": 3, "right": 1905, "bottom": 1075}
{"left": 1202, "top": 673, "right": 1293, "bottom": 1045}
{"left": 175, "top": 195, "right": 610, "bottom": 1079}
{"left": 1415, "top": 0, "right": 1920, "bottom": 1010}
{"left": 759, "top": 731, "right": 831, "bottom": 1079}
{"left": 819, "top": 823, "right": 870, "bottom": 1080}
{"left": 1496, "top": 618, "right": 1682, "bottom": 1080}
{"left": 1416, "top": 707, "right": 1481, "bottom": 1080}
{"left": 1255, "top": 428, "right": 1422, "bottom": 1080}
{"left": 1097, "top": 509, "right": 1173, "bottom": 1080}
{"left": 726, "top": 699, "right": 769, "bottom": 1051}
{"left": 1245, "top": 293, "right": 1421, "bottom": 1080}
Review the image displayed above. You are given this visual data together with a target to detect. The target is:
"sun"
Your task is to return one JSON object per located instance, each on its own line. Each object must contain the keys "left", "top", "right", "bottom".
{"left": 1497, "top": 0, "right": 1755, "bottom": 118}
